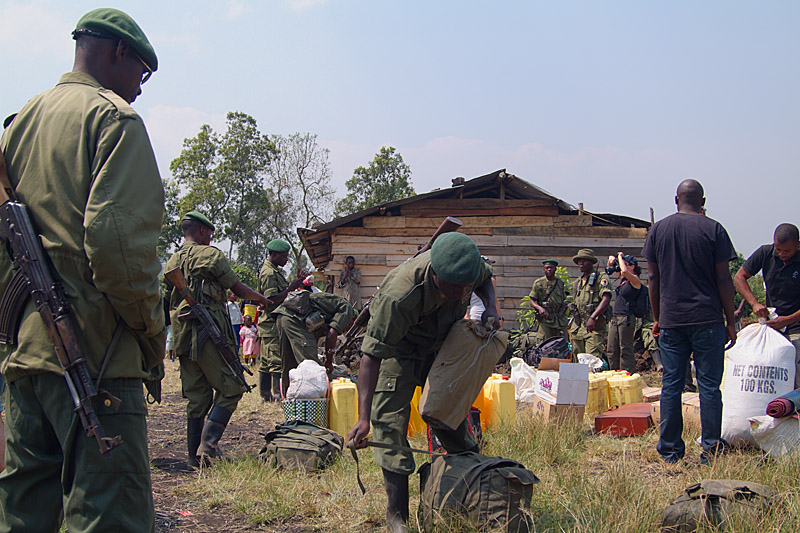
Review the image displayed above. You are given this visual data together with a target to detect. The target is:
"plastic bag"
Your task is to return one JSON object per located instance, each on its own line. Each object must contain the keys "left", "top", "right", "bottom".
{"left": 721, "top": 324, "right": 796, "bottom": 444}
{"left": 509, "top": 357, "right": 538, "bottom": 403}
{"left": 749, "top": 414, "right": 800, "bottom": 458}
{"left": 286, "top": 359, "right": 329, "bottom": 400}
{"left": 577, "top": 353, "right": 605, "bottom": 372}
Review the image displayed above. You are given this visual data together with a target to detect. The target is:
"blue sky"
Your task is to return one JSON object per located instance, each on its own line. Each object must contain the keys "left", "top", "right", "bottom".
{"left": 2, "top": 0, "right": 797, "bottom": 256}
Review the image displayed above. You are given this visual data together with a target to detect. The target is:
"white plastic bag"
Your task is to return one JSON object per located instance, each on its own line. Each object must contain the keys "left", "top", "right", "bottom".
{"left": 509, "top": 357, "right": 538, "bottom": 403}
{"left": 749, "top": 415, "right": 800, "bottom": 458}
{"left": 721, "top": 324, "right": 796, "bottom": 444}
{"left": 286, "top": 359, "right": 329, "bottom": 400}
{"left": 577, "top": 353, "right": 605, "bottom": 372}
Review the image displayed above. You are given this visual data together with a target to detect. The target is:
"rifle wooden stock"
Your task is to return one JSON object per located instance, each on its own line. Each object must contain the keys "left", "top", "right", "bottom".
{"left": 164, "top": 268, "right": 253, "bottom": 392}
{"left": 335, "top": 216, "right": 464, "bottom": 358}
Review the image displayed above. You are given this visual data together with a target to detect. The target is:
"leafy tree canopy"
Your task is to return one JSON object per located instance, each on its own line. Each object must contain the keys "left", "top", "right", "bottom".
{"left": 335, "top": 146, "right": 415, "bottom": 217}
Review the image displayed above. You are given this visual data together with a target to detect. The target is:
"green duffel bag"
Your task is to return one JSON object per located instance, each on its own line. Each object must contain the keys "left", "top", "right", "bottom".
{"left": 418, "top": 451, "right": 539, "bottom": 533}
{"left": 260, "top": 420, "right": 344, "bottom": 472}
{"left": 661, "top": 479, "right": 777, "bottom": 532}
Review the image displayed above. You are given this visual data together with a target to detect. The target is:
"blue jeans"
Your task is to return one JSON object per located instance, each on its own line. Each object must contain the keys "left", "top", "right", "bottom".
{"left": 657, "top": 323, "right": 725, "bottom": 460}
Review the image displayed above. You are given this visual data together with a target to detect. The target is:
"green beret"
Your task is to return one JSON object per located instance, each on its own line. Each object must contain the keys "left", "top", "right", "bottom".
{"left": 267, "top": 239, "right": 291, "bottom": 253}
{"left": 182, "top": 210, "right": 215, "bottom": 231}
{"left": 430, "top": 232, "right": 481, "bottom": 285}
{"left": 542, "top": 259, "right": 559, "bottom": 266}
{"left": 73, "top": 8, "right": 158, "bottom": 72}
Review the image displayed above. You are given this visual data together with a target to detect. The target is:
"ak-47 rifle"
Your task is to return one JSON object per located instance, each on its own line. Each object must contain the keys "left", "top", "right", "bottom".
{"left": 0, "top": 152, "right": 123, "bottom": 456}
{"left": 164, "top": 268, "right": 253, "bottom": 392}
{"left": 334, "top": 216, "right": 463, "bottom": 359}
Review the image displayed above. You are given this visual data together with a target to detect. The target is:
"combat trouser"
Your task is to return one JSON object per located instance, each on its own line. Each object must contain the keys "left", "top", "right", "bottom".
{"left": 0, "top": 374, "right": 153, "bottom": 533}
{"left": 535, "top": 323, "right": 567, "bottom": 345}
{"left": 277, "top": 314, "right": 321, "bottom": 396}
{"left": 258, "top": 333, "right": 282, "bottom": 375}
{"left": 372, "top": 357, "right": 478, "bottom": 476}
{"left": 179, "top": 340, "right": 245, "bottom": 419}
{"left": 607, "top": 314, "right": 637, "bottom": 373}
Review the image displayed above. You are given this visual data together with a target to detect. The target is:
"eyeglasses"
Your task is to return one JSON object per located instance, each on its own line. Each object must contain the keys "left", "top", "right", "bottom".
{"left": 72, "top": 28, "right": 152, "bottom": 84}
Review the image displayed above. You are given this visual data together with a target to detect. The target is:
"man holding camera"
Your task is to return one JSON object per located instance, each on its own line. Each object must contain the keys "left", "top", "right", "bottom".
{"left": 569, "top": 249, "right": 612, "bottom": 358}
{"left": 605, "top": 252, "right": 644, "bottom": 374}
{"left": 529, "top": 259, "right": 568, "bottom": 343}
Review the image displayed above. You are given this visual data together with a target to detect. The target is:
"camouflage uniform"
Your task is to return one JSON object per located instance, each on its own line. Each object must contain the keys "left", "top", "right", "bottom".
{"left": 569, "top": 270, "right": 612, "bottom": 358}
{"left": 257, "top": 260, "right": 286, "bottom": 374}
{"left": 529, "top": 276, "right": 568, "bottom": 343}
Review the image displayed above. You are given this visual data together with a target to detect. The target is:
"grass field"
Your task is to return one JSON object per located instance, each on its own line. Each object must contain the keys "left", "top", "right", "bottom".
{"left": 151, "top": 367, "right": 800, "bottom": 532}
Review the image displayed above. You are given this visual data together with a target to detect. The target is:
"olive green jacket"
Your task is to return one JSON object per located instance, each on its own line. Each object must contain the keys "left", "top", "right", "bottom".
{"left": 361, "top": 251, "right": 492, "bottom": 360}
{"left": 256, "top": 260, "right": 287, "bottom": 338}
{"left": 570, "top": 270, "right": 613, "bottom": 336}
{"left": 163, "top": 242, "right": 239, "bottom": 357}
{"left": 529, "top": 276, "right": 568, "bottom": 328}
{"left": 0, "top": 72, "right": 165, "bottom": 382}
{"left": 272, "top": 292, "right": 355, "bottom": 334}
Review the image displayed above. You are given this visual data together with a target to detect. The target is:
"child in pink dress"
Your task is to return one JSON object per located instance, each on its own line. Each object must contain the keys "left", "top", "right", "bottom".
{"left": 240, "top": 314, "right": 260, "bottom": 366}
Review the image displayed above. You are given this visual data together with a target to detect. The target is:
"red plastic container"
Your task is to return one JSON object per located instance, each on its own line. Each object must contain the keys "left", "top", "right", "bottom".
{"left": 594, "top": 403, "right": 653, "bottom": 437}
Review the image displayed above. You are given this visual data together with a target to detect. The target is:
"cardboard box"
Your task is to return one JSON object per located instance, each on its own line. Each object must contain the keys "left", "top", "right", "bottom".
{"left": 643, "top": 387, "right": 661, "bottom": 403}
{"left": 533, "top": 393, "right": 585, "bottom": 423}
{"left": 534, "top": 358, "right": 590, "bottom": 405}
{"left": 650, "top": 392, "right": 701, "bottom": 428}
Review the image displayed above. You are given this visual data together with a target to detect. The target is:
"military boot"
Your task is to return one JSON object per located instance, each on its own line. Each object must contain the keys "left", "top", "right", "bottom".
{"left": 259, "top": 372, "right": 273, "bottom": 402}
{"left": 382, "top": 468, "right": 409, "bottom": 533}
{"left": 198, "top": 406, "right": 233, "bottom": 465}
{"left": 187, "top": 417, "right": 204, "bottom": 468}
{"left": 270, "top": 372, "right": 282, "bottom": 402}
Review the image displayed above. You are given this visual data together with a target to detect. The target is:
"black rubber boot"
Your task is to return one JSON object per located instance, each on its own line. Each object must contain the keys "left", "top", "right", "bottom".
{"left": 187, "top": 417, "right": 204, "bottom": 468}
{"left": 382, "top": 469, "right": 409, "bottom": 533}
{"left": 270, "top": 372, "right": 282, "bottom": 402}
{"left": 198, "top": 406, "right": 233, "bottom": 465}
{"left": 259, "top": 372, "right": 272, "bottom": 403}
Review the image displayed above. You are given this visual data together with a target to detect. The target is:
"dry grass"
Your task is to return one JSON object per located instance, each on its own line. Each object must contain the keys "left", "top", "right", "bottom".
{"left": 151, "top": 368, "right": 800, "bottom": 532}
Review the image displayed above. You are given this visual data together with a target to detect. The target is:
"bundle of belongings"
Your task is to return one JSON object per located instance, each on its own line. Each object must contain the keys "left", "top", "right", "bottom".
{"left": 748, "top": 388, "right": 800, "bottom": 458}
{"left": 418, "top": 451, "right": 538, "bottom": 532}
{"left": 521, "top": 336, "right": 570, "bottom": 368}
{"left": 661, "top": 480, "right": 777, "bottom": 532}
{"left": 260, "top": 421, "right": 344, "bottom": 471}
{"left": 283, "top": 359, "right": 329, "bottom": 427}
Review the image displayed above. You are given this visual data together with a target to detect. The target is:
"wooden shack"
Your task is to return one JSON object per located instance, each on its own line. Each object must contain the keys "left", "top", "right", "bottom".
{"left": 299, "top": 170, "right": 650, "bottom": 327}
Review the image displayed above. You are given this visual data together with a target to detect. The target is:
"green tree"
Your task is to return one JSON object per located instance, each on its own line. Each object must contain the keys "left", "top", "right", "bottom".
{"left": 163, "top": 112, "right": 278, "bottom": 264}
{"left": 157, "top": 178, "right": 184, "bottom": 262}
{"left": 729, "top": 252, "right": 766, "bottom": 318}
{"left": 335, "top": 146, "right": 415, "bottom": 216}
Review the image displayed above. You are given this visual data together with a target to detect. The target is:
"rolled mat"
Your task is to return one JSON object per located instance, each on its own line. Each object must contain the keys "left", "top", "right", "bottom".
{"left": 766, "top": 388, "right": 800, "bottom": 418}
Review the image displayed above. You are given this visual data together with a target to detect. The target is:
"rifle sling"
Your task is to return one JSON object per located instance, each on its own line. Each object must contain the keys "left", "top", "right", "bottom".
{"left": 94, "top": 319, "right": 124, "bottom": 390}
{"left": 348, "top": 440, "right": 446, "bottom": 495}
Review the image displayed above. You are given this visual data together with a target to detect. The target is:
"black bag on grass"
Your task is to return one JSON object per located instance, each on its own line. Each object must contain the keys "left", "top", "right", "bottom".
{"left": 523, "top": 336, "right": 570, "bottom": 367}
{"left": 661, "top": 480, "right": 776, "bottom": 532}
{"left": 417, "top": 451, "right": 538, "bottom": 533}
{"left": 259, "top": 420, "right": 343, "bottom": 471}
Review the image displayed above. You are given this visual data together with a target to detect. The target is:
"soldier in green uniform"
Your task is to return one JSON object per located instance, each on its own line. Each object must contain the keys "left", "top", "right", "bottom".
{"left": 0, "top": 9, "right": 164, "bottom": 531}
{"left": 569, "top": 249, "right": 612, "bottom": 358}
{"left": 164, "top": 211, "right": 271, "bottom": 468}
{"left": 274, "top": 286, "right": 355, "bottom": 395}
{"left": 637, "top": 308, "right": 663, "bottom": 371}
{"left": 529, "top": 259, "right": 569, "bottom": 343}
{"left": 347, "top": 232, "right": 499, "bottom": 533}
{"left": 257, "top": 239, "right": 304, "bottom": 402}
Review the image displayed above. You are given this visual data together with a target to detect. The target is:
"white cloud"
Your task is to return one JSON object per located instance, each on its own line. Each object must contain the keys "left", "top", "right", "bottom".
{"left": 226, "top": 0, "right": 251, "bottom": 20}
{"left": 144, "top": 105, "right": 227, "bottom": 178}
{"left": 285, "top": 0, "right": 329, "bottom": 13}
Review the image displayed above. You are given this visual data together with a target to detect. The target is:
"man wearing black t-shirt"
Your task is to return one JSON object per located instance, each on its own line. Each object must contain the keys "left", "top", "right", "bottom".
{"left": 642, "top": 179, "right": 737, "bottom": 465}
{"left": 734, "top": 223, "right": 800, "bottom": 387}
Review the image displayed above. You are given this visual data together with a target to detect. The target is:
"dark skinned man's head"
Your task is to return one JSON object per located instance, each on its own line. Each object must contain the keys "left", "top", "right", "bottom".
{"left": 267, "top": 239, "right": 292, "bottom": 267}
{"left": 180, "top": 211, "right": 215, "bottom": 245}
{"left": 345, "top": 256, "right": 355, "bottom": 270}
{"left": 429, "top": 232, "right": 482, "bottom": 302}
{"left": 774, "top": 223, "right": 800, "bottom": 263}
{"left": 675, "top": 179, "right": 705, "bottom": 212}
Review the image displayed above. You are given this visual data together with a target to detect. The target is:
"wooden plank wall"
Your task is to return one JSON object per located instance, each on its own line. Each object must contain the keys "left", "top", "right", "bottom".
{"left": 327, "top": 214, "right": 648, "bottom": 327}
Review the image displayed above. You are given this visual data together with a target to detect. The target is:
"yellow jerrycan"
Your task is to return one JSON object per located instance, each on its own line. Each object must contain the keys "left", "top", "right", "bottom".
{"left": 328, "top": 378, "right": 358, "bottom": 437}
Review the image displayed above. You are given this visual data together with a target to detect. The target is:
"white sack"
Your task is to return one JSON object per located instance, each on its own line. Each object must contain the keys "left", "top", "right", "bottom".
{"left": 509, "top": 357, "right": 538, "bottom": 403}
{"left": 721, "top": 324, "right": 796, "bottom": 444}
{"left": 749, "top": 415, "right": 800, "bottom": 458}
{"left": 286, "top": 359, "right": 329, "bottom": 400}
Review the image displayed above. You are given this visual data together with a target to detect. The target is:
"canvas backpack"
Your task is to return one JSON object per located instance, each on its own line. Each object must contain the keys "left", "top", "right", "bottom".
{"left": 523, "top": 336, "right": 570, "bottom": 367}
{"left": 661, "top": 479, "right": 776, "bottom": 532}
{"left": 260, "top": 420, "right": 344, "bottom": 472}
{"left": 417, "top": 451, "right": 539, "bottom": 533}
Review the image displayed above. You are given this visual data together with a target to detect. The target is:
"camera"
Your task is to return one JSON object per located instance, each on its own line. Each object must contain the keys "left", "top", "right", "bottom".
{"left": 605, "top": 259, "right": 620, "bottom": 275}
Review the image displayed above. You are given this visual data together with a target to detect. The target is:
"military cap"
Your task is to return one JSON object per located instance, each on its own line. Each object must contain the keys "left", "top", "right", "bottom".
{"left": 267, "top": 239, "right": 291, "bottom": 253}
{"left": 572, "top": 248, "right": 598, "bottom": 264}
{"left": 430, "top": 232, "right": 481, "bottom": 285}
{"left": 73, "top": 8, "right": 158, "bottom": 72}
{"left": 182, "top": 210, "right": 215, "bottom": 231}
{"left": 542, "top": 259, "right": 559, "bottom": 266}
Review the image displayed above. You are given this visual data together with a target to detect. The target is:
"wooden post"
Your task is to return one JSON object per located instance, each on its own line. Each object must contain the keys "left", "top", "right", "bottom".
{"left": 650, "top": 207, "right": 655, "bottom": 226}
{"left": 578, "top": 202, "right": 584, "bottom": 215}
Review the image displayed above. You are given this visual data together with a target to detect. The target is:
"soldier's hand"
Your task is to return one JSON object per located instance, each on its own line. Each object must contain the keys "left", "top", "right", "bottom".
{"left": 347, "top": 420, "right": 371, "bottom": 450}
{"left": 482, "top": 307, "right": 501, "bottom": 329}
{"left": 288, "top": 278, "right": 304, "bottom": 292}
{"left": 585, "top": 316, "right": 596, "bottom": 332}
